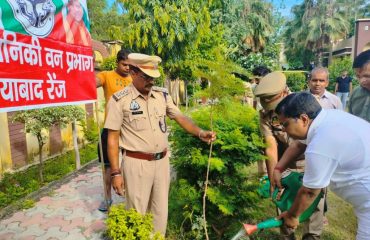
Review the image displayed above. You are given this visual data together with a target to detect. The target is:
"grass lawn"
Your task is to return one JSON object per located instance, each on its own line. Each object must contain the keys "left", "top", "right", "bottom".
{"left": 243, "top": 163, "right": 357, "bottom": 240}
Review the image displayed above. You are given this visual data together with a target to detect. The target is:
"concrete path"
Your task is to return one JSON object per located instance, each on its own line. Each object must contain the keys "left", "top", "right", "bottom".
{"left": 0, "top": 163, "right": 124, "bottom": 240}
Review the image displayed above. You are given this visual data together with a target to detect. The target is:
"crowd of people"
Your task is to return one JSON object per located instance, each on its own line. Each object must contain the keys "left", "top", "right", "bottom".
{"left": 95, "top": 48, "right": 370, "bottom": 239}
{"left": 253, "top": 49, "right": 370, "bottom": 240}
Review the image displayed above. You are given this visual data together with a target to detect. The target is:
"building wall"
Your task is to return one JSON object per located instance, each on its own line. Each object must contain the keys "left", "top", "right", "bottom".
{"left": 7, "top": 112, "right": 28, "bottom": 168}
{"left": 355, "top": 19, "right": 370, "bottom": 56}
{"left": 0, "top": 113, "right": 12, "bottom": 172}
{"left": 107, "top": 43, "right": 122, "bottom": 57}
{"left": 0, "top": 105, "right": 91, "bottom": 174}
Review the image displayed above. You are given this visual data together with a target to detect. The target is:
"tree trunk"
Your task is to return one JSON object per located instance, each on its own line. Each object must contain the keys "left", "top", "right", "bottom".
{"left": 37, "top": 134, "right": 44, "bottom": 183}
{"left": 185, "top": 80, "right": 188, "bottom": 111}
{"left": 72, "top": 120, "right": 81, "bottom": 169}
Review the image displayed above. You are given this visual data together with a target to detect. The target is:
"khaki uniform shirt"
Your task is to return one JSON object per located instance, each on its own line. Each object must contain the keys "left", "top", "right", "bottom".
{"left": 260, "top": 110, "right": 290, "bottom": 157}
{"left": 104, "top": 84, "right": 181, "bottom": 153}
{"left": 259, "top": 110, "right": 304, "bottom": 168}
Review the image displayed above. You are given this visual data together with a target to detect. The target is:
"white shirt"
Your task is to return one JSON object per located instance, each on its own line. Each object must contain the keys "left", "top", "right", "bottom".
{"left": 303, "top": 109, "right": 370, "bottom": 190}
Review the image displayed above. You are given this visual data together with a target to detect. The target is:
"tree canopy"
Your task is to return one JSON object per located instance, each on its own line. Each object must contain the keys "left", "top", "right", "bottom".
{"left": 283, "top": 0, "right": 369, "bottom": 67}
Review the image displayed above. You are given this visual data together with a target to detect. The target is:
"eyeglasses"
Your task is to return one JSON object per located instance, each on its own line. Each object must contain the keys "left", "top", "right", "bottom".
{"left": 281, "top": 118, "right": 297, "bottom": 129}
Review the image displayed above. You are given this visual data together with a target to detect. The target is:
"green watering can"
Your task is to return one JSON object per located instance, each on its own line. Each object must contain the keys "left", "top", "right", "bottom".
{"left": 243, "top": 171, "right": 323, "bottom": 235}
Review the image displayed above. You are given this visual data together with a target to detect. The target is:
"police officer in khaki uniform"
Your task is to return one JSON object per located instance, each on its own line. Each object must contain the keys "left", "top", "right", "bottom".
{"left": 254, "top": 72, "right": 324, "bottom": 240}
{"left": 104, "top": 53, "right": 216, "bottom": 235}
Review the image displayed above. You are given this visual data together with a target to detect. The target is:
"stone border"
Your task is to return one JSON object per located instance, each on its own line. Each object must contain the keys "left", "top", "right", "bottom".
{"left": 0, "top": 159, "right": 100, "bottom": 220}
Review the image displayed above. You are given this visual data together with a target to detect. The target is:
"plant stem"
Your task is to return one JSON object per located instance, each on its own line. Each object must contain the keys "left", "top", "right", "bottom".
{"left": 203, "top": 104, "right": 214, "bottom": 240}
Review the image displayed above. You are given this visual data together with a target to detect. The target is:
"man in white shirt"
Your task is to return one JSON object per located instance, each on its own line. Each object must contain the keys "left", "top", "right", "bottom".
{"left": 308, "top": 67, "right": 342, "bottom": 110}
{"left": 272, "top": 92, "right": 370, "bottom": 240}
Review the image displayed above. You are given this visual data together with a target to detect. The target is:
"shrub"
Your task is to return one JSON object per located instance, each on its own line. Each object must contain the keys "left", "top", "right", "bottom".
{"left": 285, "top": 71, "right": 307, "bottom": 92}
{"left": 168, "top": 100, "right": 266, "bottom": 239}
{"left": 101, "top": 56, "right": 116, "bottom": 71}
{"left": 106, "top": 204, "right": 164, "bottom": 240}
{"left": 328, "top": 57, "right": 357, "bottom": 92}
{"left": 81, "top": 117, "right": 99, "bottom": 144}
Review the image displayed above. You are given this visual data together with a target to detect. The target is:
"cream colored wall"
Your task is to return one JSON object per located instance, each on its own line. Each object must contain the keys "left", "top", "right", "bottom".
{"left": 109, "top": 44, "right": 122, "bottom": 56}
{"left": 363, "top": 42, "right": 370, "bottom": 52}
{"left": 169, "top": 79, "right": 186, "bottom": 105}
{"left": 94, "top": 50, "right": 104, "bottom": 63}
{"left": 24, "top": 105, "right": 88, "bottom": 164}
{"left": 96, "top": 87, "right": 105, "bottom": 126}
{"left": 0, "top": 113, "right": 12, "bottom": 173}
{"left": 26, "top": 132, "right": 43, "bottom": 163}
{"left": 62, "top": 105, "right": 86, "bottom": 146}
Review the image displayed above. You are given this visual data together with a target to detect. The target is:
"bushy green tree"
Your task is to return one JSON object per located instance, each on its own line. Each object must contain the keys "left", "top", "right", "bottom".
{"left": 214, "top": 0, "right": 278, "bottom": 71}
{"left": 100, "top": 56, "right": 117, "bottom": 71}
{"left": 217, "top": 0, "right": 273, "bottom": 54}
{"left": 235, "top": 44, "right": 280, "bottom": 72}
{"left": 12, "top": 106, "right": 85, "bottom": 182}
{"left": 285, "top": 72, "right": 308, "bottom": 92}
{"left": 169, "top": 101, "right": 265, "bottom": 239}
{"left": 116, "top": 0, "right": 211, "bottom": 63}
{"left": 87, "top": 0, "right": 129, "bottom": 40}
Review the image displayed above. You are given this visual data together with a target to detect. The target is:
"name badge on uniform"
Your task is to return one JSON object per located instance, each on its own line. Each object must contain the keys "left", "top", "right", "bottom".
{"left": 132, "top": 111, "right": 143, "bottom": 115}
{"left": 159, "top": 116, "right": 167, "bottom": 133}
{"left": 130, "top": 100, "right": 140, "bottom": 111}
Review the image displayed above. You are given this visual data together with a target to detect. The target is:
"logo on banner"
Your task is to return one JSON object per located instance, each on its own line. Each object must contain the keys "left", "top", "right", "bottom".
{"left": 7, "top": 0, "right": 56, "bottom": 37}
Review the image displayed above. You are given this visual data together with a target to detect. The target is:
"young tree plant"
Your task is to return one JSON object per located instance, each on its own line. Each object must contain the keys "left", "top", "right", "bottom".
{"left": 169, "top": 52, "right": 265, "bottom": 239}
{"left": 12, "top": 106, "right": 85, "bottom": 183}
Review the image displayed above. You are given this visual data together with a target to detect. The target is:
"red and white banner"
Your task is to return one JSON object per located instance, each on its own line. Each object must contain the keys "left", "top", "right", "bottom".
{"left": 0, "top": 0, "right": 96, "bottom": 113}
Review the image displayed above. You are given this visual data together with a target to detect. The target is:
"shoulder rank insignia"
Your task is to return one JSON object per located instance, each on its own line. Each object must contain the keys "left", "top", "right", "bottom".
{"left": 152, "top": 86, "right": 168, "bottom": 93}
{"left": 113, "top": 88, "right": 129, "bottom": 101}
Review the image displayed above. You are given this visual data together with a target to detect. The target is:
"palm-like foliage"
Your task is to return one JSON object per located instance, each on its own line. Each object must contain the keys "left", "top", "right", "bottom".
{"left": 284, "top": 0, "right": 350, "bottom": 65}
{"left": 220, "top": 0, "right": 273, "bottom": 54}
{"left": 303, "top": 0, "right": 349, "bottom": 50}
{"left": 242, "top": 1, "right": 273, "bottom": 53}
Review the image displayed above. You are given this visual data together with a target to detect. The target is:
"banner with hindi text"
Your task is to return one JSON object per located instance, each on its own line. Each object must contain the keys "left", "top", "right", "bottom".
{"left": 0, "top": 0, "right": 96, "bottom": 113}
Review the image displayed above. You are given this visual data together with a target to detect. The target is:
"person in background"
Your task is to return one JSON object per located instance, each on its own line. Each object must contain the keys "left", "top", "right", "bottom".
{"left": 254, "top": 72, "right": 324, "bottom": 240}
{"left": 273, "top": 92, "right": 370, "bottom": 240}
{"left": 96, "top": 49, "right": 132, "bottom": 212}
{"left": 104, "top": 53, "right": 216, "bottom": 235}
{"left": 334, "top": 70, "right": 352, "bottom": 109}
{"left": 309, "top": 67, "right": 342, "bottom": 110}
{"left": 348, "top": 49, "right": 370, "bottom": 122}
{"left": 251, "top": 66, "right": 271, "bottom": 110}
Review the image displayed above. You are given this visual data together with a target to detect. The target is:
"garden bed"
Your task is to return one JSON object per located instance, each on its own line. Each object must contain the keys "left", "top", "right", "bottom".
{"left": 0, "top": 144, "right": 98, "bottom": 219}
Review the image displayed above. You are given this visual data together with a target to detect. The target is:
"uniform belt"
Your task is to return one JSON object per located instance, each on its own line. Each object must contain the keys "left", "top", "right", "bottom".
{"left": 125, "top": 149, "right": 167, "bottom": 161}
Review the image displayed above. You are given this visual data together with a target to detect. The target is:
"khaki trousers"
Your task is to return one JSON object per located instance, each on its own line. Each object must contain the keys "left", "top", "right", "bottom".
{"left": 123, "top": 153, "right": 170, "bottom": 235}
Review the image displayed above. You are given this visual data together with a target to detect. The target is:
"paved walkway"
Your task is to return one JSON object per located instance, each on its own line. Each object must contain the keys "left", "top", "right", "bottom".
{"left": 0, "top": 163, "right": 124, "bottom": 240}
